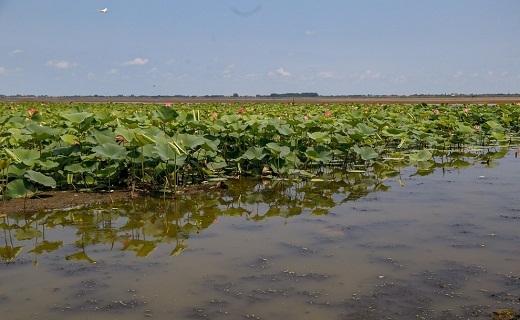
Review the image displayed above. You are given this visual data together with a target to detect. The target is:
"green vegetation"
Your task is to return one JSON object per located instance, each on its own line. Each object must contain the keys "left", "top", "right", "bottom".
{"left": 0, "top": 102, "right": 519, "bottom": 199}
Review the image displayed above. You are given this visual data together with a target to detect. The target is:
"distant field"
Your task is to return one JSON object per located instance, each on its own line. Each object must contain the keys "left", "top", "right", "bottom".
{"left": 2, "top": 95, "right": 520, "bottom": 104}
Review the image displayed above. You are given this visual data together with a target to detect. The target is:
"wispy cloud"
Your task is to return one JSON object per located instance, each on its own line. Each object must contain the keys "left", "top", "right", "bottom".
{"left": 305, "top": 30, "right": 317, "bottom": 36}
{"left": 0, "top": 66, "right": 7, "bottom": 76}
{"left": 124, "top": 57, "right": 149, "bottom": 66}
{"left": 269, "top": 67, "right": 291, "bottom": 78}
{"left": 223, "top": 64, "right": 235, "bottom": 78}
{"left": 453, "top": 71, "right": 464, "bottom": 79}
{"left": 9, "top": 49, "right": 23, "bottom": 56}
{"left": 317, "top": 71, "right": 335, "bottom": 79}
{"left": 358, "top": 70, "right": 382, "bottom": 80}
{"left": 46, "top": 60, "right": 77, "bottom": 70}
{"left": 107, "top": 68, "right": 119, "bottom": 75}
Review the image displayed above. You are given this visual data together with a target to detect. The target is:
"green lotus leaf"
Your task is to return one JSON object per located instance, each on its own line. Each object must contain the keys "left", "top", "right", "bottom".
{"left": 25, "top": 170, "right": 56, "bottom": 188}
{"left": 305, "top": 148, "right": 332, "bottom": 163}
{"left": 6, "top": 179, "right": 34, "bottom": 199}
{"left": 241, "top": 147, "right": 266, "bottom": 161}
{"left": 353, "top": 146, "right": 378, "bottom": 161}
{"left": 207, "top": 160, "right": 227, "bottom": 171}
{"left": 61, "top": 112, "right": 93, "bottom": 124}
{"left": 276, "top": 125, "right": 294, "bottom": 136}
{"left": 409, "top": 150, "right": 433, "bottom": 162}
{"left": 486, "top": 120, "right": 504, "bottom": 131}
{"left": 307, "top": 131, "right": 331, "bottom": 144}
{"left": 133, "top": 132, "right": 156, "bottom": 146}
{"left": 64, "top": 163, "right": 90, "bottom": 173}
{"left": 155, "top": 140, "right": 179, "bottom": 161}
{"left": 155, "top": 106, "right": 179, "bottom": 122}
{"left": 5, "top": 148, "right": 40, "bottom": 167}
{"left": 39, "top": 160, "right": 59, "bottom": 170}
{"left": 91, "top": 129, "right": 116, "bottom": 145}
{"left": 92, "top": 143, "right": 128, "bottom": 160}
{"left": 175, "top": 134, "right": 206, "bottom": 150}
{"left": 26, "top": 122, "right": 57, "bottom": 140}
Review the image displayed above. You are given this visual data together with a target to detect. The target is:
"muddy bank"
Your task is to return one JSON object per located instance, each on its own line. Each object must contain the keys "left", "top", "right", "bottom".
{"left": 0, "top": 182, "right": 230, "bottom": 215}
{"left": 0, "top": 191, "right": 131, "bottom": 215}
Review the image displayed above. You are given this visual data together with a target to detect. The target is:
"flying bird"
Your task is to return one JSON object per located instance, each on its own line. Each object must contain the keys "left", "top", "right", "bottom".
{"left": 230, "top": 4, "right": 262, "bottom": 17}
{"left": 98, "top": 8, "right": 108, "bottom": 14}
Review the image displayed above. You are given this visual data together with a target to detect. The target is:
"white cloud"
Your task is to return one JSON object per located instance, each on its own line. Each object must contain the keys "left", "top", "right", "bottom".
{"left": 87, "top": 72, "right": 96, "bottom": 80}
{"left": 0, "top": 67, "right": 7, "bottom": 76}
{"left": 107, "top": 68, "right": 119, "bottom": 75}
{"left": 147, "top": 67, "right": 159, "bottom": 74}
{"left": 124, "top": 57, "right": 149, "bottom": 66}
{"left": 223, "top": 64, "right": 235, "bottom": 78}
{"left": 244, "top": 73, "right": 260, "bottom": 79}
{"left": 317, "top": 71, "right": 334, "bottom": 79}
{"left": 453, "top": 71, "right": 464, "bottom": 79}
{"left": 46, "top": 60, "right": 77, "bottom": 69}
{"left": 358, "top": 70, "right": 382, "bottom": 80}
{"left": 393, "top": 75, "right": 407, "bottom": 83}
{"left": 305, "top": 30, "right": 317, "bottom": 36}
{"left": 269, "top": 67, "right": 291, "bottom": 78}
{"left": 9, "top": 49, "right": 23, "bottom": 56}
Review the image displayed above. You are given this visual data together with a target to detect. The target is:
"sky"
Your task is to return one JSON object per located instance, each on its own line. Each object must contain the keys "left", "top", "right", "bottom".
{"left": 0, "top": 0, "right": 519, "bottom": 96}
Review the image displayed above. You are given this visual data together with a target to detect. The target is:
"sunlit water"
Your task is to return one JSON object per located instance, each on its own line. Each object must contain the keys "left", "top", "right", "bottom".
{"left": 1, "top": 150, "right": 519, "bottom": 320}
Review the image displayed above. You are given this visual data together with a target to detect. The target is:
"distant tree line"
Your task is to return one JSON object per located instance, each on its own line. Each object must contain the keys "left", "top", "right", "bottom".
{"left": 1, "top": 93, "right": 520, "bottom": 99}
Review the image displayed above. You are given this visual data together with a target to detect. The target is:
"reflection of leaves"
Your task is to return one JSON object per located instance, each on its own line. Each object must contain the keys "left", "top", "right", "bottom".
{"left": 122, "top": 240, "right": 157, "bottom": 257}
{"left": 413, "top": 160, "right": 435, "bottom": 176}
{"left": 170, "top": 243, "right": 186, "bottom": 256}
{"left": 29, "top": 241, "right": 63, "bottom": 255}
{"left": 450, "top": 159, "right": 471, "bottom": 169}
{"left": 137, "top": 242, "right": 156, "bottom": 257}
{"left": 2, "top": 145, "right": 508, "bottom": 262}
{"left": 0, "top": 246, "right": 23, "bottom": 263}
{"left": 16, "top": 227, "right": 42, "bottom": 241}
{"left": 65, "top": 251, "right": 96, "bottom": 263}
{"left": 312, "top": 208, "right": 329, "bottom": 216}
{"left": 222, "top": 207, "right": 249, "bottom": 217}
{"left": 374, "top": 183, "right": 391, "bottom": 192}
{"left": 143, "top": 220, "right": 165, "bottom": 237}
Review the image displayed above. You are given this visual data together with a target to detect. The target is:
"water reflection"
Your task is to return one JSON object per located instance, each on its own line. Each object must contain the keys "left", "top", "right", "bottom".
{"left": 0, "top": 147, "right": 510, "bottom": 264}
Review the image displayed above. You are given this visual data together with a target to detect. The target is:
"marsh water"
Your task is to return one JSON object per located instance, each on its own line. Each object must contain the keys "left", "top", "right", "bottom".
{"left": 1, "top": 149, "right": 519, "bottom": 320}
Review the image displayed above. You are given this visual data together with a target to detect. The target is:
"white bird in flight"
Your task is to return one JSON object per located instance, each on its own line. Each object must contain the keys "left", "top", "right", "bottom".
{"left": 98, "top": 8, "right": 108, "bottom": 14}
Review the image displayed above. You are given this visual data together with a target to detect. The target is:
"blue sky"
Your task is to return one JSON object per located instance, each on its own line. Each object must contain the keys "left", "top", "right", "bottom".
{"left": 1, "top": 0, "right": 519, "bottom": 96}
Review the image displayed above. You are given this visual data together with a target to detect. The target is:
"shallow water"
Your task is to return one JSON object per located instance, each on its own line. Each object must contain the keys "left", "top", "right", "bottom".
{"left": 1, "top": 150, "right": 519, "bottom": 320}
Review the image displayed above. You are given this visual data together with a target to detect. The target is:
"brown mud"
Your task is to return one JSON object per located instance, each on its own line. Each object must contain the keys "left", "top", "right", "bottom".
{"left": 0, "top": 182, "right": 229, "bottom": 215}
{"left": 0, "top": 191, "right": 130, "bottom": 215}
